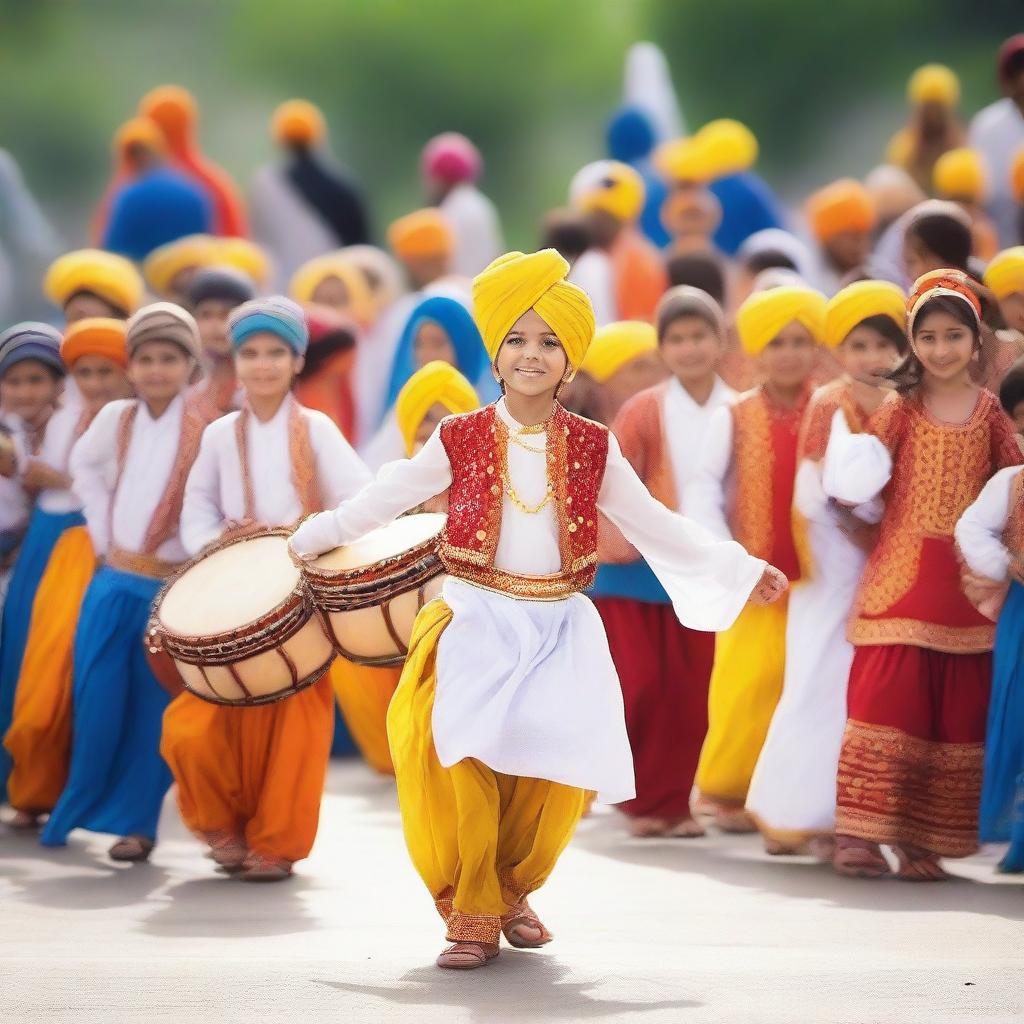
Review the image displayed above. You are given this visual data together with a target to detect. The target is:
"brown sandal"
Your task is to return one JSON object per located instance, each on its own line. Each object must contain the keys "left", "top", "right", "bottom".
{"left": 833, "top": 836, "right": 890, "bottom": 878}
{"left": 108, "top": 835, "right": 154, "bottom": 862}
{"left": 501, "top": 899, "right": 553, "bottom": 948}
{"left": 894, "top": 844, "right": 949, "bottom": 882}
{"left": 436, "top": 941, "right": 499, "bottom": 969}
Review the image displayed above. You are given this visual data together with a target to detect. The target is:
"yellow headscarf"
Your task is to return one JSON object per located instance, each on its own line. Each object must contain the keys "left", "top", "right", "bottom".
{"left": 908, "top": 64, "right": 960, "bottom": 107}
{"left": 569, "top": 161, "right": 645, "bottom": 222}
{"left": 933, "top": 148, "right": 987, "bottom": 202}
{"left": 581, "top": 321, "right": 658, "bottom": 382}
{"left": 288, "top": 252, "right": 375, "bottom": 325}
{"left": 216, "top": 238, "right": 271, "bottom": 289}
{"left": 736, "top": 285, "right": 826, "bottom": 356}
{"left": 472, "top": 249, "right": 595, "bottom": 375}
{"left": 143, "top": 234, "right": 219, "bottom": 296}
{"left": 44, "top": 249, "right": 144, "bottom": 314}
{"left": 983, "top": 247, "right": 1024, "bottom": 300}
{"left": 395, "top": 360, "right": 480, "bottom": 456}
{"left": 824, "top": 280, "right": 906, "bottom": 349}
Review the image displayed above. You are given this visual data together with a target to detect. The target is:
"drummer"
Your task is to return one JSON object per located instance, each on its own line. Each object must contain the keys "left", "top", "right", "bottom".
{"left": 161, "top": 296, "right": 371, "bottom": 881}
{"left": 291, "top": 249, "right": 787, "bottom": 971}
{"left": 41, "top": 303, "right": 206, "bottom": 862}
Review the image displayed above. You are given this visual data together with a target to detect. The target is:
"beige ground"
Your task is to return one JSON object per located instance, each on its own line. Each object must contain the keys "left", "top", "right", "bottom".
{"left": 2, "top": 760, "right": 1022, "bottom": 1024}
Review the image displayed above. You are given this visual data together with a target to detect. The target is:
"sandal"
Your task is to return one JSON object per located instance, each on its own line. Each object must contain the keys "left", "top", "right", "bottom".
{"left": 715, "top": 807, "right": 757, "bottom": 834}
{"left": 109, "top": 835, "right": 155, "bottom": 863}
{"left": 6, "top": 810, "right": 41, "bottom": 831}
{"left": 665, "top": 816, "right": 706, "bottom": 839}
{"left": 203, "top": 830, "right": 248, "bottom": 872}
{"left": 436, "top": 941, "right": 499, "bottom": 969}
{"left": 501, "top": 899, "right": 553, "bottom": 948}
{"left": 627, "top": 816, "right": 671, "bottom": 838}
{"left": 238, "top": 852, "right": 292, "bottom": 882}
{"left": 832, "top": 836, "right": 890, "bottom": 878}
{"left": 893, "top": 843, "right": 949, "bottom": 882}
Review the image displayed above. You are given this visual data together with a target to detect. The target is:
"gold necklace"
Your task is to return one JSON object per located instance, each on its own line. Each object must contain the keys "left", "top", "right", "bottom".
{"left": 508, "top": 431, "right": 546, "bottom": 455}
{"left": 501, "top": 468, "right": 554, "bottom": 515}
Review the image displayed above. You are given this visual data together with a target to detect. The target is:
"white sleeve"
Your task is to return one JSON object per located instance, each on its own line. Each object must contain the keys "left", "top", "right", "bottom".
{"left": 598, "top": 434, "right": 765, "bottom": 632}
{"left": 954, "top": 465, "right": 1020, "bottom": 580}
{"left": 290, "top": 424, "right": 452, "bottom": 558}
{"left": 308, "top": 412, "right": 373, "bottom": 508}
{"left": 68, "top": 401, "right": 124, "bottom": 556}
{"left": 822, "top": 409, "right": 892, "bottom": 505}
{"left": 682, "top": 404, "right": 734, "bottom": 541}
{"left": 179, "top": 426, "right": 225, "bottom": 557}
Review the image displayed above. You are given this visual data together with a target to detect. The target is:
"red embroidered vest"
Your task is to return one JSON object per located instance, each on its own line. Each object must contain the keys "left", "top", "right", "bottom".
{"left": 438, "top": 404, "right": 609, "bottom": 599}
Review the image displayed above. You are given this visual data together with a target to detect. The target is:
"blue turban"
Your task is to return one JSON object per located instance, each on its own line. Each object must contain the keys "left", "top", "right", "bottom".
{"left": 228, "top": 295, "right": 309, "bottom": 355}
{"left": 0, "top": 322, "right": 65, "bottom": 378}
{"left": 606, "top": 106, "right": 657, "bottom": 163}
{"left": 383, "top": 295, "right": 488, "bottom": 412}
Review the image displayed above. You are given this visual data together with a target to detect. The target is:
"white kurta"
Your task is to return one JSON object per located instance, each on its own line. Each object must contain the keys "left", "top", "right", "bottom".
{"left": 70, "top": 395, "right": 190, "bottom": 563}
{"left": 18, "top": 398, "right": 83, "bottom": 514}
{"left": 969, "top": 98, "right": 1024, "bottom": 247}
{"left": 955, "top": 465, "right": 1022, "bottom": 580}
{"left": 439, "top": 183, "right": 504, "bottom": 278}
{"left": 291, "top": 399, "right": 765, "bottom": 802}
{"left": 746, "top": 410, "right": 883, "bottom": 835}
{"left": 180, "top": 396, "right": 372, "bottom": 557}
{"left": 568, "top": 249, "right": 616, "bottom": 327}
{"left": 683, "top": 402, "right": 736, "bottom": 542}
{"left": 0, "top": 413, "right": 29, "bottom": 537}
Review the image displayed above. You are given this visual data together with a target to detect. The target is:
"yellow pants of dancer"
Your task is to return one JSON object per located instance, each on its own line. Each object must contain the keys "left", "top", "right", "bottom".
{"left": 388, "top": 599, "right": 586, "bottom": 946}
{"left": 5, "top": 526, "right": 94, "bottom": 813}
{"left": 695, "top": 597, "right": 788, "bottom": 805}
{"left": 329, "top": 657, "right": 401, "bottom": 776}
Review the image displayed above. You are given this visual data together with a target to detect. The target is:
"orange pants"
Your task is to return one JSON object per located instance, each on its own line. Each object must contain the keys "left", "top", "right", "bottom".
{"left": 329, "top": 658, "right": 401, "bottom": 776}
{"left": 4, "top": 526, "right": 94, "bottom": 812}
{"left": 161, "top": 675, "right": 334, "bottom": 864}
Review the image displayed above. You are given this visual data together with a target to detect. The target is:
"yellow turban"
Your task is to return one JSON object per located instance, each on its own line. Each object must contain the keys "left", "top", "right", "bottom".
{"left": 60, "top": 317, "right": 129, "bottom": 368}
{"left": 472, "top": 249, "right": 595, "bottom": 373}
{"left": 824, "top": 280, "right": 906, "bottom": 349}
{"left": 387, "top": 209, "right": 454, "bottom": 260}
{"left": 736, "top": 285, "right": 826, "bottom": 356}
{"left": 288, "top": 253, "right": 375, "bottom": 325}
{"left": 933, "top": 148, "right": 987, "bottom": 202}
{"left": 806, "top": 179, "right": 876, "bottom": 241}
{"left": 695, "top": 119, "right": 758, "bottom": 177}
{"left": 908, "top": 64, "right": 960, "bottom": 107}
{"left": 983, "top": 247, "right": 1024, "bottom": 299}
{"left": 395, "top": 360, "right": 480, "bottom": 456}
{"left": 581, "top": 320, "right": 658, "bottom": 383}
{"left": 569, "top": 161, "right": 645, "bottom": 222}
{"left": 216, "top": 238, "right": 271, "bottom": 288}
{"left": 271, "top": 99, "right": 327, "bottom": 147}
{"left": 44, "top": 249, "right": 144, "bottom": 315}
{"left": 1012, "top": 148, "right": 1024, "bottom": 204}
{"left": 143, "top": 234, "right": 219, "bottom": 296}
{"left": 654, "top": 137, "right": 711, "bottom": 184}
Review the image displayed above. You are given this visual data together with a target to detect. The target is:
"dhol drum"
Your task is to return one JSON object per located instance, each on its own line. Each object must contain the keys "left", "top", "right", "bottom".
{"left": 147, "top": 530, "right": 336, "bottom": 705}
{"left": 300, "top": 512, "right": 446, "bottom": 667}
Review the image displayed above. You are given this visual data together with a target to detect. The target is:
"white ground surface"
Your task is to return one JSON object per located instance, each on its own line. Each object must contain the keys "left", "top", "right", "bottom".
{"left": 2, "top": 760, "right": 1022, "bottom": 1024}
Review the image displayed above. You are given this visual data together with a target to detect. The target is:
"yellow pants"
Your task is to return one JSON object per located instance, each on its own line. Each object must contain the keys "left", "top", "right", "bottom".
{"left": 329, "top": 658, "right": 401, "bottom": 776}
{"left": 388, "top": 599, "right": 586, "bottom": 945}
{"left": 695, "top": 598, "right": 788, "bottom": 805}
{"left": 4, "top": 526, "right": 94, "bottom": 813}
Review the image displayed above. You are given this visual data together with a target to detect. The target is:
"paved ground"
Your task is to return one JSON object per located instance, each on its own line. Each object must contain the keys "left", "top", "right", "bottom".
{"left": 2, "top": 760, "right": 1022, "bottom": 1024}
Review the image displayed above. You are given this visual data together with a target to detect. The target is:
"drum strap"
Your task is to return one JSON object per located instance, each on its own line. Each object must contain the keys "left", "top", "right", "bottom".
{"left": 114, "top": 399, "right": 206, "bottom": 555}
{"left": 234, "top": 398, "right": 323, "bottom": 523}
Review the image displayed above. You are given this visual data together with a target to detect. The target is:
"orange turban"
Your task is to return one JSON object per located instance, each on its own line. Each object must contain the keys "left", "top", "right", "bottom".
{"left": 472, "top": 249, "right": 595, "bottom": 372}
{"left": 933, "top": 148, "right": 987, "bottom": 202}
{"left": 387, "top": 209, "right": 454, "bottom": 260}
{"left": 824, "top": 280, "right": 906, "bottom": 349}
{"left": 113, "top": 117, "right": 166, "bottom": 162}
{"left": 806, "top": 179, "right": 876, "bottom": 242}
{"left": 60, "top": 317, "right": 129, "bottom": 368}
{"left": 736, "top": 285, "right": 826, "bottom": 356}
{"left": 272, "top": 100, "right": 327, "bottom": 147}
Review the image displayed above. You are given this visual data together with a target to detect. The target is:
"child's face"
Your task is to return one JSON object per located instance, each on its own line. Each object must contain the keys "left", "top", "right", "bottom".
{"left": 659, "top": 313, "right": 723, "bottom": 386}
{"left": 234, "top": 333, "right": 302, "bottom": 402}
{"left": 412, "top": 401, "right": 449, "bottom": 453}
{"left": 494, "top": 308, "right": 569, "bottom": 400}
{"left": 1011, "top": 400, "right": 1024, "bottom": 435}
{"left": 902, "top": 235, "right": 940, "bottom": 283}
{"left": 127, "top": 340, "right": 194, "bottom": 405}
{"left": 825, "top": 229, "right": 870, "bottom": 273}
{"left": 759, "top": 321, "right": 818, "bottom": 390}
{"left": 999, "top": 291, "right": 1024, "bottom": 333}
{"left": 194, "top": 298, "right": 235, "bottom": 357}
{"left": 72, "top": 355, "right": 131, "bottom": 409}
{"left": 837, "top": 324, "right": 903, "bottom": 383}
{"left": 311, "top": 274, "right": 351, "bottom": 311}
{"left": 64, "top": 292, "right": 122, "bottom": 325}
{"left": 911, "top": 309, "right": 975, "bottom": 384}
{"left": 0, "top": 360, "right": 59, "bottom": 422}
{"left": 413, "top": 321, "right": 456, "bottom": 370}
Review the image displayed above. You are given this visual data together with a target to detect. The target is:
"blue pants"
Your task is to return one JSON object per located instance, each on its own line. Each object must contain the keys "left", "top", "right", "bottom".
{"left": 41, "top": 566, "right": 171, "bottom": 846}
{"left": 0, "top": 506, "right": 83, "bottom": 797}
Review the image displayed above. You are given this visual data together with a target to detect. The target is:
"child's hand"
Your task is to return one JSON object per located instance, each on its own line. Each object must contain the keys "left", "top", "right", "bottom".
{"left": 750, "top": 565, "right": 788, "bottom": 605}
{"left": 961, "top": 569, "right": 1009, "bottom": 622}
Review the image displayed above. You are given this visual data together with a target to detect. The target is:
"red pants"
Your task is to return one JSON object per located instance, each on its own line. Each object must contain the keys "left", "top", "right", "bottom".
{"left": 595, "top": 597, "right": 714, "bottom": 819}
{"left": 836, "top": 643, "right": 991, "bottom": 857}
